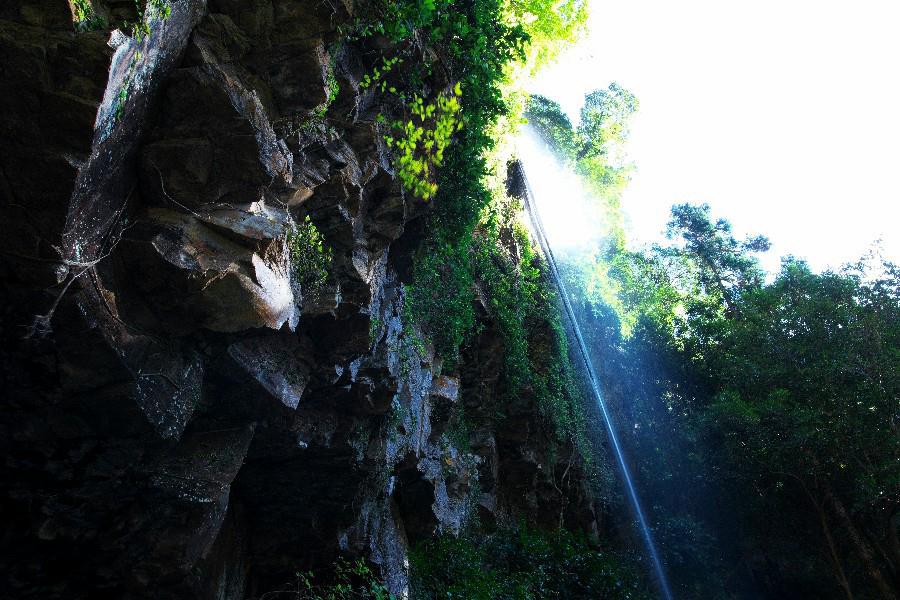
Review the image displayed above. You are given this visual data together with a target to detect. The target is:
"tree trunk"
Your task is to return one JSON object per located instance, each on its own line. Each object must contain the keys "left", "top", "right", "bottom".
{"left": 798, "top": 481, "right": 855, "bottom": 600}
{"left": 785, "top": 472, "right": 855, "bottom": 600}
{"left": 887, "top": 506, "right": 900, "bottom": 578}
{"left": 828, "top": 492, "right": 897, "bottom": 600}
{"left": 815, "top": 497, "right": 856, "bottom": 600}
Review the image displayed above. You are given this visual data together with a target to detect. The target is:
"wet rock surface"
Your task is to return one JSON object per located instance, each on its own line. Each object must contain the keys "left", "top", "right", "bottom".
{"left": 0, "top": 1, "right": 599, "bottom": 598}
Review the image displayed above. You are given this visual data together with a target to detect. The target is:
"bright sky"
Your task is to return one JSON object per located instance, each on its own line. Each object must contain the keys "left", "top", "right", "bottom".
{"left": 527, "top": 0, "right": 900, "bottom": 274}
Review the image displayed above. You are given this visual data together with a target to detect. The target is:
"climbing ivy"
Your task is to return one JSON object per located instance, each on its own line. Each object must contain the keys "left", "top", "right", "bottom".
{"left": 334, "top": 0, "right": 594, "bottom": 473}
{"left": 383, "top": 84, "right": 463, "bottom": 200}
{"left": 360, "top": 57, "right": 403, "bottom": 92}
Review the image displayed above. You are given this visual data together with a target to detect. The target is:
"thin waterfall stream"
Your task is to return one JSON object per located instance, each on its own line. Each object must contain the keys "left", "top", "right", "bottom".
{"left": 514, "top": 147, "right": 674, "bottom": 600}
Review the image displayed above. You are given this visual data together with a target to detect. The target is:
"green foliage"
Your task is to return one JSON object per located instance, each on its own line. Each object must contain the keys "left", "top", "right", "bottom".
{"left": 368, "top": 316, "right": 383, "bottom": 344}
{"left": 360, "top": 0, "right": 450, "bottom": 43}
{"left": 569, "top": 198, "right": 900, "bottom": 597}
{"left": 71, "top": 0, "right": 106, "bottom": 32}
{"left": 288, "top": 216, "right": 333, "bottom": 295}
{"left": 115, "top": 79, "right": 131, "bottom": 122}
{"left": 410, "top": 526, "right": 649, "bottom": 599}
{"left": 446, "top": 402, "right": 472, "bottom": 451}
{"left": 255, "top": 558, "right": 394, "bottom": 600}
{"left": 326, "top": 68, "right": 340, "bottom": 106}
{"left": 146, "top": 0, "right": 171, "bottom": 17}
{"left": 313, "top": 58, "right": 341, "bottom": 119}
{"left": 576, "top": 83, "right": 639, "bottom": 165}
{"left": 662, "top": 202, "right": 770, "bottom": 312}
{"left": 471, "top": 217, "right": 589, "bottom": 455}
{"left": 400, "top": 0, "right": 528, "bottom": 353}
{"left": 334, "top": 0, "right": 592, "bottom": 486}
{"left": 393, "top": 0, "right": 530, "bottom": 356}
{"left": 404, "top": 233, "right": 477, "bottom": 364}
{"left": 471, "top": 231, "right": 531, "bottom": 388}
{"left": 523, "top": 95, "right": 577, "bottom": 157}
{"left": 109, "top": 0, "right": 174, "bottom": 123}
{"left": 360, "top": 57, "right": 403, "bottom": 92}
{"left": 352, "top": 0, "right": 597, "bottom": 468}
{"left": 526, "top": 85, "right": 638, "bottom": 169}
{"left": 526, "top": 85, "right": 638, "bottom": 247}
{"left": 129, "top": 0, "right": 172, "bottom": 42}
{"left": 343, "top": 0, "right": 584, "bottom": 71}
{"left": 384, "top": 85, "right": 463, "bottom": 200}
{"left": 508, "top": 0, "right": 588, "bottom": 70}
{"left": 406, "top": 193, "right": 589, "bottom": 458}
{"left": 694, "top": 258, "right": 900, "bottom": 597}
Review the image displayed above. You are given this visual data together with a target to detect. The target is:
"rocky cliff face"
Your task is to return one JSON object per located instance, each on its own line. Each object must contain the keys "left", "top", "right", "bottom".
{"left": 0, "top": 2, "right": 598, "bottom": 598}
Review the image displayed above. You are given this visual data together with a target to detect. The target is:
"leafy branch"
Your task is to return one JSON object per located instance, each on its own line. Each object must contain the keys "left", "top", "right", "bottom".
{"left": 382, "top": 83, "right": 463, "bottom": 200}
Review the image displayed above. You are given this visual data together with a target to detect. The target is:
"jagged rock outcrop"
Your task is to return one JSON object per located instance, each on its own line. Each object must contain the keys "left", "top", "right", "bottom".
{"left": 0, "top": 1, "right": 599, "bottom": 598}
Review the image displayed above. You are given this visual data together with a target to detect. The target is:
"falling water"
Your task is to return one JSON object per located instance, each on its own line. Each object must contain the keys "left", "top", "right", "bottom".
{"left": 516, "top": 132, "right": 674, "bottom": 600}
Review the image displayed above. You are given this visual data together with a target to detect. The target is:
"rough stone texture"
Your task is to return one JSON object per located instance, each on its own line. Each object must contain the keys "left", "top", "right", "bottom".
{"left": 0, "top": 1, "right": 600, "bottom": 598}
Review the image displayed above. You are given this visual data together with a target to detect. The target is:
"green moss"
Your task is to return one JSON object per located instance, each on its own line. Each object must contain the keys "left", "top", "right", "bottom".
{"left": 310, "top": 55, "right": 341, "bottom": 120}
{"left": 128, "top": 0, "right": 172, "bottom": 42}
{"left": 113, "top": 53, "right": 140, "bottom": 122}
{"left": 368, "top": 316, "right": 383, "bottom": 344}
{"left": 446, "top": 403, "right": 472, "bottom": 451}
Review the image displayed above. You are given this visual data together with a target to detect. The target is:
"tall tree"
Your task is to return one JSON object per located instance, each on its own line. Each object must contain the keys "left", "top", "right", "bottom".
{"left": 701, "top": 258, "right": 900, "bottom": 598}
{"left": 576, "top": 82, "right": 638, "bottom": 164}
{"left": 663, "top": 202, "right": 770, "bottom": 312}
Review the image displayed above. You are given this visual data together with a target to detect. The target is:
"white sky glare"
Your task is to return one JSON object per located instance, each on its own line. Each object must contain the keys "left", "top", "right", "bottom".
{"left": 527, "top": 0, "right": 900, "bottom": 273}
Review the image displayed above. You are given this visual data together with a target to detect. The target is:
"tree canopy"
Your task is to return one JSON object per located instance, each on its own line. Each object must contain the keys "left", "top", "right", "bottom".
{"left": 527, "top": 92, "right": 899, "bottom": 596}
{"left": 591, "top": 208, "right": 900, "bottom": 598}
